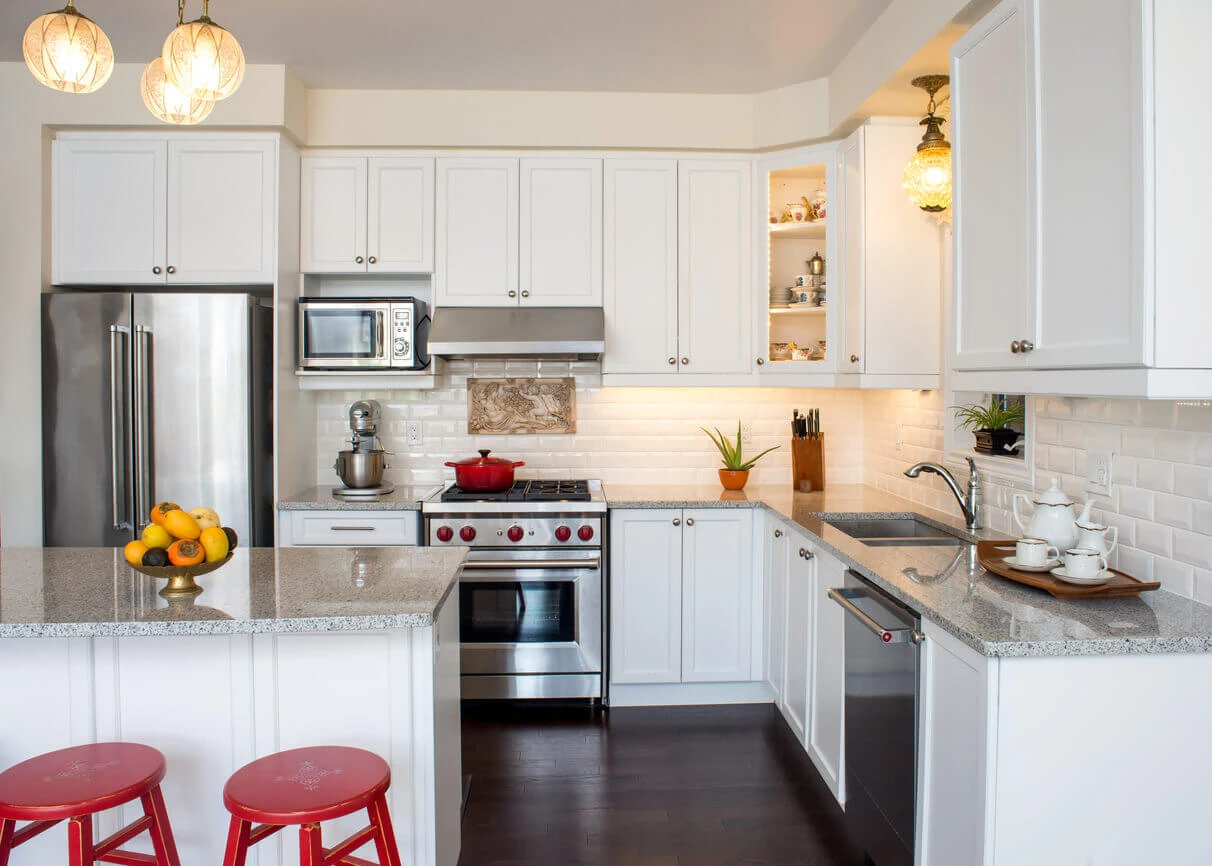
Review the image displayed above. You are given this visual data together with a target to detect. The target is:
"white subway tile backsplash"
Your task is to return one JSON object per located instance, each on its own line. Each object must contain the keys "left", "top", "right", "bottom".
{"left": 1135, "top": 459, "right": 1175, "bottom": 493}
{"left": 1174, "top": 464, "right": 1212, "bottom": 501}
{"left": 1175, "top": 530, "right": 1212, "bottom": 571}
{"left": 1154, "top": 558, "right": 1195, "bottom": 597}
{"left": 1135, "top": 521, "right": 1173, "bottom": 558}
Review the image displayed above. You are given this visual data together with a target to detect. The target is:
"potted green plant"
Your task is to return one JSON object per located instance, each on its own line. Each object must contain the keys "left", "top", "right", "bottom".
{"left": 702, "top": 421, "right": 779, "bottom": 490}
{"left": 952, "top": 397, "right": 1025, "bottom": 455}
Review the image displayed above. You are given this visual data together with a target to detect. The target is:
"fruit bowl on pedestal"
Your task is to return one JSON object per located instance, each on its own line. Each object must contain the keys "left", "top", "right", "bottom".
{"left": 128, "top": 553, "right": 234, "bottom": 598}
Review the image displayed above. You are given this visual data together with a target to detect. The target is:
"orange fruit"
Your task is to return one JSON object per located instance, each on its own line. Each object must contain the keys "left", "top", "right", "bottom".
{"left": 124, "top": 540, "right": 149, "bottom": 566}
{"left": 150, "top": 501, "right": 182, "bottom": 526}
{"left": 162, "top": 509, "right": 201, "bottom": 541}
{"left": 167, "top": 538, "right": 204, "bottom": 567}
{"left": 199, "top": 526, "right": 230, "bottom": 563}
{"left": 141, "top": 524, "right": 173, "bottom": 550}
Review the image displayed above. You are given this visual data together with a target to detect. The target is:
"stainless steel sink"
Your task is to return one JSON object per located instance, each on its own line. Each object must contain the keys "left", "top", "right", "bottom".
{"left": 824, "top": 517, "right": 968, "bottom": 547}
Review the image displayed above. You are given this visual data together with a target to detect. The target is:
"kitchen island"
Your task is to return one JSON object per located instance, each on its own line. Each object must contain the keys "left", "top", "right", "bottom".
{"left": 0, "top": 546, "right": 466, "bottom": 866}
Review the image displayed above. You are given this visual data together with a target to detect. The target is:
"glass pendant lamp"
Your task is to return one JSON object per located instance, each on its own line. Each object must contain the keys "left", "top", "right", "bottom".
{"left": 162, "top": 0, "right": 245, "bottom": 101}
{"left": 23, "top": 1, "right": 114, "bottom": 94}
{"left": 903, "top": 75, "right": 952, "bottom": 213}
{"left": 141, "top": 57, "right": 216, "bottom": 125}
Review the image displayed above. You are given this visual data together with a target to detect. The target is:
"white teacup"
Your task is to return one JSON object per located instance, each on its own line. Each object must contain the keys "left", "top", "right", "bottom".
{"left": 1016, "top": 537, "right": 1060, "bottom": 566}
{"left": 1063, "top": 547, "right": 1108, "bottom": 578}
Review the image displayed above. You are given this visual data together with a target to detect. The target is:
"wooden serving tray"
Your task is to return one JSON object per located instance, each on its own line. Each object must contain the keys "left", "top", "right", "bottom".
{"left": 976, "top": 540, "right": 1161, "bottom": 599}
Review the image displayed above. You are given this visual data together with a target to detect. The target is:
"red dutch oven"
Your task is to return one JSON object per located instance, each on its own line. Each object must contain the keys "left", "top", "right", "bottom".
{"left": 445, "top": 449, "right": 526, "bottom": 491}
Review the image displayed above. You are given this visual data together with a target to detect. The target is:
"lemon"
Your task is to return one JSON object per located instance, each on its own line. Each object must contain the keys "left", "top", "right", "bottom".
{"left": 141, "top": 523, "right": 172, "bottom": 550}
{"left": 199, "top": 526, "right": 230, "bottom": 563}
{"left": 124, "top": 540, "right": 149, "bottom": 566}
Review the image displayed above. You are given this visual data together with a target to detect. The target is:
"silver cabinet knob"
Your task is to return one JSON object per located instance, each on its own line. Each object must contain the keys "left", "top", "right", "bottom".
{"left": 368, "top": 256, "right": 377, "bottom": 264}
{"left": 803, "top": 549, "right": 815, "bottom": 560}
{"left": 756, "top": 358, "right": 766, "bottom": 366}
{"left": 774, "top": 529, "right": 783, "bottom": 538}
{"left": 1010, "top": 340, "right": 1021, "bottom": 353}
{"left": 508, "top": 290, "right": 517, "bottom": 298}
{"left": 521, "top": 290, "right": 530, "bottom": 298}
{"left": 668, "top": 357, "right": 677, "bottom": 366}
{"left": 355, "top": 256, "right": 364, "bottom": 264}
{"left": 1020, "top": 340, "right": 1034, "bottom": 352}
{"left": 685, "top": 518, "right": 695, "bottom": 526}
{"left": 798, "top": 548, "right": 806, "bottom": 557}
{"left": 152, "top": 266, "right": 162, "bottom": 275}
{"left": 681, "top": 357, "right": 689, "bottom": 365}
{"left": 850, "top": 354, "right": 859, "bottom": 363}
{"left": 166, "top": 266, "right": 176, "bottom": 274}
{"left": 672, "top": 518, "right": 681, "bottom": 526}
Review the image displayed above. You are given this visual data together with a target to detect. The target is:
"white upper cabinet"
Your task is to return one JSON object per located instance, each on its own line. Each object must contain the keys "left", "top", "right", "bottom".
{"left": 609, "top": 510, "right": 683, "bottom": 685}
{"left": 681, "top": 509, "right": 754, "bottom": 683}
{"left": 520, "top": 159, "right": 602, "bottom": 306}
{"left": 435, "top": 158, "right": 519, "bottom": 307}
{"left": 301, "top": 155, "right": 434, "bottom": 274}
{"left": 837, "top": 134, "right": 864, "bottom": 374}
{"left": 602, "top": 160, "right": 679, "bottom": 373}
{"left": 53, "top": 135, "right": 276, "bottom": 286}
{"left": 678, "top": 160, "right": 752, "bottom": 374}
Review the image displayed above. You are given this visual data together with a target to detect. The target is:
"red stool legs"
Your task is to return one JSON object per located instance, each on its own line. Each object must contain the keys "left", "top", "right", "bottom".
{"left": 0, "top": 819, "right": 14, "bottom": 866}
{"left": 368, "top": 794, "right": 403, "bottom": 866}
{"left": 142, "top": 786, "right": 182, "bottom": 866}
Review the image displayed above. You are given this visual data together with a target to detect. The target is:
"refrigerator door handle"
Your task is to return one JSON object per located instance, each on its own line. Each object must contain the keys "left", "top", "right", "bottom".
{"left": 133, "top": 325, "right": 153, "bottom": 531}
{"left": 109, "top": 326, "right": 129, "bottom": 530}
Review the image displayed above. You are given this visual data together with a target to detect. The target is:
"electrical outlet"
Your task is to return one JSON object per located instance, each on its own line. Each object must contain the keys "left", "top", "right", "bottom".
{"left": 405, "top": 420, "right": 423, "bottom": 447}
{"left": 1086, "top": 450, "right": 1113, "bottom": 496}
{"left": 741, "top": 422, "right": 752, "bottom": 443}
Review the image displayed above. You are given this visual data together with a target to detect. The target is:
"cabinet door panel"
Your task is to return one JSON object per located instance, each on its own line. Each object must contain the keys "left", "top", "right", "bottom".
{"left": 609, "top": 510, "right": 683, "bottom": 685}
{"left": 808, "top": 550, "right": 846, "bottom": 803}
{"left": 369, "top": 156, "right": 434, "bottom": 273}
{"left": 1031, "top": 0, "right": 1145, "bottom": 367}
{"left": 168, "top": 139, "right": 276, "bottom": 284}
{"left": 837, "top": 132, "right": 864, "bottom": 373}
{"left": 603, "top": 160, "right": 679, "bottom": 373}
{"left": 682, "top": 509, "right": 754, "bottom": 683}
{"left": 520, "top": 159, "right": 602, "bottom": 306}
{"left": 951, "top": 0, "right": 1032, "bottom": 370}
{"left": 678, "top": 161, "right": 752, "bottom": 374}
{"left": 301, "top": 156, "right": 367, "bottom": 273}
{"left": 435, "top": 158, "right": 518, "bottom": 307}
{"left": 782, "top": 534, "right": 812, "bottom": 744}
{"left": 53, "top": 138, "right": 167, "bottom": 285}
{"left": 764, "top": 524, "right": 789, "bottom": 703}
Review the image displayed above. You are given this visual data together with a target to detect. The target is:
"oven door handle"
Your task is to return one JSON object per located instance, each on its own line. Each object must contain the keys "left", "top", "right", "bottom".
{"left": 462, "top": 558, "right": 600, "bottom": 571}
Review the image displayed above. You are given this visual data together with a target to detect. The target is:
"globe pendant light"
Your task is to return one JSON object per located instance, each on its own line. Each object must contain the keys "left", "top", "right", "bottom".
{"left": 903, "top": 75, "right": 952, "bottom": 213}
{"left": 142, "top": 57, "right": 215, "bottom": 125}
{"left": 162, "top": 0, "right": 245, "bottom": 101}
{"left": 23, "top": 1, "right": 114, "bottom": 94}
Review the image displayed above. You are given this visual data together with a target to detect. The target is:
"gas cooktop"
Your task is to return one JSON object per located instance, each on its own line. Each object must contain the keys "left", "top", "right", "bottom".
{"left": 440, "top": 479, "right": 591, "bottom": 503}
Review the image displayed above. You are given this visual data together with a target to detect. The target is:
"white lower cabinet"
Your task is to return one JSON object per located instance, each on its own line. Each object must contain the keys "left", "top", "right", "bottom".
{"left": 609, "top": 508, "right": 757, "bottom": 694}
{"left": 280, "top": 511, "right": 421, "bottom": 547}
{"left": 807, "top": 544, "right": 846, "bottom": 802}
{"left": 782, "top": 534, "right": 812, "bottom": 743}
{"left": 763, "top": 522, "right": 789, "bottom": 704}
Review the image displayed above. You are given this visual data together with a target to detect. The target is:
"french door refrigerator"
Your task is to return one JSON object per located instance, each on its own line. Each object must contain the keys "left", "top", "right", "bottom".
{"left": 42, "top": 291, "right": 273, "bottom": 547}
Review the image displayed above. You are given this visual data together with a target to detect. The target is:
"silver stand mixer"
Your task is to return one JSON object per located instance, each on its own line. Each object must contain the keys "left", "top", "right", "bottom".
{"left": 333, "top": 400, "right": 394, "bottom": 496}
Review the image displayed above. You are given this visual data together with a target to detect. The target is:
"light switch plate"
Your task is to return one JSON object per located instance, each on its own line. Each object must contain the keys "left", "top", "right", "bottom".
{"left": 405, "top": 420, "right": 423, "bottom": 447}
{"left": 1086, "top": 450, "right": 1113, "bottom": 496}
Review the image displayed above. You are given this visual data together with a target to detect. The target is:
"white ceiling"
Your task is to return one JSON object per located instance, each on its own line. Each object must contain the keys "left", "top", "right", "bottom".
{"left": 5, "top": 0, "right": 896, "bottom": 93}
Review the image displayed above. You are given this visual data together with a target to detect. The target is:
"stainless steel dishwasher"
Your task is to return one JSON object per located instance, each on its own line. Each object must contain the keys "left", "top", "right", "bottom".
{"left": 828, "top": 570, "right": 922, "bottom": 866}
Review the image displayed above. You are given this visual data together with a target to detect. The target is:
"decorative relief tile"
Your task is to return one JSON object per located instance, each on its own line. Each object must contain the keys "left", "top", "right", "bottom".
{"left": 467, "top": 378, "right": 576, "bottom": 435}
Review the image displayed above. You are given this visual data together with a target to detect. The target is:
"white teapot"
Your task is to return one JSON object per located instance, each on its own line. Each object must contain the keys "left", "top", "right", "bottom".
{"left": 1013, "top": 478, "right": 1081, "bottom": 552}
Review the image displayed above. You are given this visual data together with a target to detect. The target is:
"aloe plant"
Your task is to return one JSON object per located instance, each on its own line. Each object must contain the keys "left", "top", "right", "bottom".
{"left": 702, "top": 421, "right": 779, "bottom": 471}
{"left": 951, "top": 396, "right": 1025, "bottom": 431}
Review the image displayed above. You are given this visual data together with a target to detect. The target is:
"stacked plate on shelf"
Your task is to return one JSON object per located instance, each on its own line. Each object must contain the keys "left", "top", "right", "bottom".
{"left": 768, "top": 286, "right": 794, "bottom": 308}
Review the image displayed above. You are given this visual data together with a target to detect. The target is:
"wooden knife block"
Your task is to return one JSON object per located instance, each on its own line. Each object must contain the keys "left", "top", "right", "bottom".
{"left": 791, "top": 435, "right": 825, "bottom": 492}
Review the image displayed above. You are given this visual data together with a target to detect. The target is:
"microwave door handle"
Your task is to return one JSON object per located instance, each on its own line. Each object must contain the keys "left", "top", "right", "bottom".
{"left": 378, "top": 310, "right": 387, "bottom": 360}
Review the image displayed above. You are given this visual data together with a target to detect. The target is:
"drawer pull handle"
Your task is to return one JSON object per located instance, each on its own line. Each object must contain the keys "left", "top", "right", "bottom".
{"left": 330, "top": 525, "right": 376, "bottom": 532}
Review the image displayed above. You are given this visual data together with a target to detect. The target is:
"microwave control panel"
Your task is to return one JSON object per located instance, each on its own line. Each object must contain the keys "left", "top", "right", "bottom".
{"left": 391, "top": 305, "right": 412, "bottom": 363}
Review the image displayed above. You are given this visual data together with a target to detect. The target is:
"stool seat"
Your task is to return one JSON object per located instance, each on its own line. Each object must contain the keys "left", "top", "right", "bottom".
{"left": 0, "top": 742, "right": 166, "bottom": 821}
{"left": 223, "top": 747, "right": 390, "bottom": 825}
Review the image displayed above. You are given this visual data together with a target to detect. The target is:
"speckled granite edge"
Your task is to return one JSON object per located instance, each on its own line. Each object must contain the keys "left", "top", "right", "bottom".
{"left": 0, "top": 613, "right": 439, "bottom": 639}
{"left": 277, "top": 486, "right": 442, "bottom": 512}
{"left": 604, "top": 498, "right": 767, "bottom": 509}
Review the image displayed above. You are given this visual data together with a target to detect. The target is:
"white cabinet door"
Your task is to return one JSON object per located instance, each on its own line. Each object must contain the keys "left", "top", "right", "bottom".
{"left": 678, "top": 161, "right": 752, "bottom": 374}
{"left": 808, "top": 548, "right": 846, "bottom": 804}
{"left": 368, "top": 156, "right": 435, "bottom": 274}
{"left": 764, "top": 521, "right": 790, "bottom": 703}
{"left": 434, "top": 158, "right": 518, "bottom": 307}
{"left": 951, "top": 0, "right": 1033, "bottom": 370}
{"left": 609, "top": 510, "right": 683, "bottom": 685}
{"left": 917, "top": 619, "right": 991, "bottom": 866}
{"left": 167, "top": 139, "right": 276, "bottom": 285}
{"left": 681, "top": 509, "right": 755, "bottom": 683}
{"left": 837, "top": 131, "right": 865, "bottom": 373}
{"left": 603, "top": 159, "right": 679, "bottom": 373}
{"left": 1030, "top": 0, "right": 1145, "bottom": 368}
{"left": 301, "top": 156, "right": 367, "bottom": 273}
{"left": 782, "top": 531, "right": 813, "bottom": 744}
{"left": 53, "top": 138, "right": 167, "bottom": 285}
{"left": 520, "top": 159, "right": 602, "bottom": 306}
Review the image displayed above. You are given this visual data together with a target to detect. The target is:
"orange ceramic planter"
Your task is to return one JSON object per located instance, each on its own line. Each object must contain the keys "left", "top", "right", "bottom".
{"left": 718, "top": 469, "right": 750, "bottom": 491}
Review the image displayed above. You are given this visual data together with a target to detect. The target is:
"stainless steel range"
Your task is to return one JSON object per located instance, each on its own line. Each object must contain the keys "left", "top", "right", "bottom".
{"left": 423, "top": 480, "right": 607, "bottom": 701}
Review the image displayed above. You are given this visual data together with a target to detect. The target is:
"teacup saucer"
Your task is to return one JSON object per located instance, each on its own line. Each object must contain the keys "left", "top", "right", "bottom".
{"left": 1002, "top": 555, "right": 1062, "bottom": 573}
{"left": 1050, "top": 566, "right": 1114, "bottom": 586}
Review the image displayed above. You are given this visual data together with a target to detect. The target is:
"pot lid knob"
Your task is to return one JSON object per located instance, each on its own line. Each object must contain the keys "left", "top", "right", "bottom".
{"left": 478, "top": 449, "right": 491, "bottom": 458}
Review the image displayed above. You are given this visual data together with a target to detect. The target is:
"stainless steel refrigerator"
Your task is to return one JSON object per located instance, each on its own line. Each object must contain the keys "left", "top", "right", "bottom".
{"left": 42, "top": 291, "right": 273, "bottom": 547}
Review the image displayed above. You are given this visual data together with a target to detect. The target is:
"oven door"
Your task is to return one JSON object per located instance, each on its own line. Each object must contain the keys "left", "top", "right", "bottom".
{"left": 458, "top": 549, "right": 602, "bottom": 678}
{"left": 297, "top": 301, "right": 390, "bottom": 369}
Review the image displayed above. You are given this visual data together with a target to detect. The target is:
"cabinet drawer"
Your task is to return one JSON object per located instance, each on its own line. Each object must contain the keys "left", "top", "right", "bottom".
{"left": 287, "top": 512, "right": 419, "bottom": 546}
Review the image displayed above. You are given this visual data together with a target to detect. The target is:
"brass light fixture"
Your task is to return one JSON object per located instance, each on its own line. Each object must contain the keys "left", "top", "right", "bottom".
{"left": 903, "top": 74, "right": 952, "bottom": 213}
{"left": 23, "top": 1, "right": 114, "bottom": 94}
{"left": 142, "top": 2, "right": 216, "bottom": 124}
{"left": 162, "top": 0, "right": 245, "bottom": 101}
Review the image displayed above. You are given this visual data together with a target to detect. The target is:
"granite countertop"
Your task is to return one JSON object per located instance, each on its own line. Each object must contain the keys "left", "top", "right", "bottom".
{"left": 0, "top": 546, "right": 467, "bottom": 638}
{"left": 278, "top": 485, "right": 441, "bottom": 511}
{"left": 604, "top": 483, "right": 1212, "bottom": 659}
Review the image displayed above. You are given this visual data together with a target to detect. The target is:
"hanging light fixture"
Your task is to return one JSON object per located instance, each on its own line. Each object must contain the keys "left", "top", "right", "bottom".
{"left": 23, "top": 1, "right": 114, "bottom": 94}
{"left": 142, "top": 1, "right": 215, "bottom": 125}
{"left": 162, "top": 0, "right": 245, "bottom": 101}
{"left": 903, "top": 74, "right": 952, "bottom": 213}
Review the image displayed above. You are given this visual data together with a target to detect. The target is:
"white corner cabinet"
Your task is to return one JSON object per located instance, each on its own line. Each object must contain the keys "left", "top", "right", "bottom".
{"left": 602, "top": 158, "right": 752, "bottom": 379}
{"left": 609, "top": 508, "right": 765, "bottom": 704}
{"left": 950, "top": 0, "right": 1212, "bottom": 398}
{"left": 763, "top": 518, "right": 846, "bottom": 804}
{"left": 434, "top": 157, "right": 602, "bottom": 308}
{"left": 301, "top": 155, "right": 435, "bottom": 274}
{"left": 53, "top": 134, "right": 278, "bottom": 286}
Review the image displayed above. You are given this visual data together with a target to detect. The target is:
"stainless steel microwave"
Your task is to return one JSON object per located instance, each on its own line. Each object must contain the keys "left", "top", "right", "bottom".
{"left": 297, "top": 297, "right": 429, "bottom": 370}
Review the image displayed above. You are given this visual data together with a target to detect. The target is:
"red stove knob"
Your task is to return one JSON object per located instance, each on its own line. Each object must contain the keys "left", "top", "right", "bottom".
{"left": 460, "top": 526, "right": 476, "bottom": 542}
{"left": 578, "top": 525, "right": 595, "bottom": 542}
{"left": 507, "top": 525, "right": 525, "bottom": 542}
{"left": 554, "top": 526, "right": 572, "bottom": 542}
{"left": 435, "top": 526, "right": 453, "bottom": 543}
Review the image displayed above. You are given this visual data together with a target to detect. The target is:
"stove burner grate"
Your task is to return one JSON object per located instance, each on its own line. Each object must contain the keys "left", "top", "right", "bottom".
{"left": 439, "top": 479, "right": 591, "bottom": 503}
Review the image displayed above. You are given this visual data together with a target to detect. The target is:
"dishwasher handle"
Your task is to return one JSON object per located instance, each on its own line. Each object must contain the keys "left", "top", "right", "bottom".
{"left": 828, "top": 587, "right": 923, "bottom": 645}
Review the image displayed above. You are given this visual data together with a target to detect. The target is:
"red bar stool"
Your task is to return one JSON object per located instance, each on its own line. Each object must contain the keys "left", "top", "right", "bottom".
{"left": 221, "top": 746, "right": 402, "bottom": 866}
{"left": 0, "top": 742, "right": 180, "bottom": 866}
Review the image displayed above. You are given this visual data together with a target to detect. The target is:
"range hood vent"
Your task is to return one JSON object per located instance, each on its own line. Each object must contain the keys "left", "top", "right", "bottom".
{"left": 427, "top": 307, "right": 605, "bottom": 360}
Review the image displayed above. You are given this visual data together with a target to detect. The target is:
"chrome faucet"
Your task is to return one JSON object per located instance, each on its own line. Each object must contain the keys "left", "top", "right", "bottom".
{"left": 904, "top": 458, "right": 983, "bottom": 530}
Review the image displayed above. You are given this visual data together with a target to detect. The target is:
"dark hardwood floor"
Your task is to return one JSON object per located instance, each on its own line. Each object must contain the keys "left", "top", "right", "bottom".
{"left": 459, "top": 702, "right": 870, "bottom": 866}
